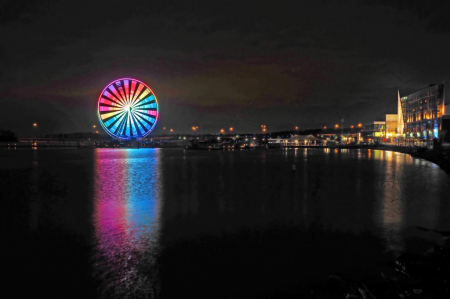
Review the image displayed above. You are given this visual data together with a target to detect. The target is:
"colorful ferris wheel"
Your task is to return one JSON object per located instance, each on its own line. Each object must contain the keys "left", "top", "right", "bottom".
{"left": 97, "top": 78, "right": 159, "bottom": 140}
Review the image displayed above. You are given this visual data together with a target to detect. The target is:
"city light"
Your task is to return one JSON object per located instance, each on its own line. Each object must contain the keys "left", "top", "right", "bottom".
{"left": 229, "top": 127, "right": 233, "bottom": 131}
{"left": 93, "top": 125, "right": 96, "bottom": 128}
{"left": 170, "top": 129, "right": 173, "bottom": 132}
{"left": 295, "top": 126, "right": 298, "bottom": 130}
{"left": 220, "top": 129, "right": 224, "bottom": 133}
{"left": 335, "top": 124, "right": 339, "bottom": 128}
{"left": 351, "top": 125, "right": 354, "bottom": 129}
{"left": 33, "top": 123, "right": 37, "bottom": 127}
{"left": 324, "top": 126, "right": 327, "bottom": 129}
{"left": 358, "top": 123, "right": 363, "bottom": 128}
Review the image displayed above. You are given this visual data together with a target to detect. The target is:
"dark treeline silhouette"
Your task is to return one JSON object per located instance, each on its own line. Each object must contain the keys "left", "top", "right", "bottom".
{"left": 0, "top": 128, "right": 18, "bottom": 142}
{"left": 43, "top": 132, "right": 112, "bottom": 140}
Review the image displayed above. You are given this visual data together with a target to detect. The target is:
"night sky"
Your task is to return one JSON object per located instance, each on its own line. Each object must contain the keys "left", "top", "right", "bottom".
{"left": 1, "top": 0, "right": 450, "bottom": 136}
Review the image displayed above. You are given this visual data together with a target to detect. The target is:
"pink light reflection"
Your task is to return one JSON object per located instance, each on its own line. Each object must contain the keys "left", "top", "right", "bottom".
{"left": 93, "top": 149, "right": 162, "bottom": 297}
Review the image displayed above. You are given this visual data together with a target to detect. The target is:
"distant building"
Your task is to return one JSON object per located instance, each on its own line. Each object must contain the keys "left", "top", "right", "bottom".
{"left": 363, "top": 114, "right": 398, "bottom": 142}
{"left": 397, "top": 82, "right": 447, "bottom": 139}
{"left": 363, "top": 121, "right": 385, "bottom": 140}
{"left": 385, "top": 114, "right": 398, "bottom": 135}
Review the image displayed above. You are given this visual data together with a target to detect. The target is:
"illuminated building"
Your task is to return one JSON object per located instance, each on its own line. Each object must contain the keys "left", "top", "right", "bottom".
{"left": 363, "top": 121, "right": 385, "bottom": 140}
{"left": 363, "top": 114, "right": 397, "bottom": 141}
{"left": 397, "top": 83, "right": 447, "bottom": 139}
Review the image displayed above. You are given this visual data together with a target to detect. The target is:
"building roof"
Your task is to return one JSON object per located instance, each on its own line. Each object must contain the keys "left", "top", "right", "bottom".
{"left": 398, "top": 88, "right": 420, "bottom": 97}
{"left": 399, "top": 84, "right": 442, "bottom": 98}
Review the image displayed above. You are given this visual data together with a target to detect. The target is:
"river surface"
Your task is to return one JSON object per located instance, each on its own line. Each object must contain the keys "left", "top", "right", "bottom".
{"left": 2, "top": 147, "right": 450, "bottom": 298}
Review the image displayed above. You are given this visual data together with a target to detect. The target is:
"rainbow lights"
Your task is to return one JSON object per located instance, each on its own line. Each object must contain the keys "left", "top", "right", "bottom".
{"left": 97, "top": 78, "right": 159, "bottom": 140}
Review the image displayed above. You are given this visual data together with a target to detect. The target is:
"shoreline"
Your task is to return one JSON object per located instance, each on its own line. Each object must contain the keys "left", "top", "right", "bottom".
{"left": 283, "top": 144, "right": 450, "bottom": 174}
{"left": 365, "top": 144, "right": 450, "bottom": 174}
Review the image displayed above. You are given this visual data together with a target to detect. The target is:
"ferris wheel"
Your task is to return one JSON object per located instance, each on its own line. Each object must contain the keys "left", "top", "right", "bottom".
{"left": 97, "top": 78, "right": 159, "bottom": 140}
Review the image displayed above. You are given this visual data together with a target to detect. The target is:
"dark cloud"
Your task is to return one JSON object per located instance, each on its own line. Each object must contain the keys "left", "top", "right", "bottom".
{"left": 1, "top": 0, "right": 450, "bottom": 135}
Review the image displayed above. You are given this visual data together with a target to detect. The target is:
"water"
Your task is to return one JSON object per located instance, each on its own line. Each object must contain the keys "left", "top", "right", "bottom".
{"left": 2, "top": 147, "right": 450, "bottom": 298}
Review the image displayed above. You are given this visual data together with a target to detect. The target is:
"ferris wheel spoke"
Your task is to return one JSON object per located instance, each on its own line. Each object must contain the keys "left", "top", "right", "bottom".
{"left": 99, "top": 102, "right": 121, "bottom": 109}
{"left": 134, "top": 111, "right": 156, "bottom": 130}
{"left": 132, "top": 111, "right": 152, "bottom": 133}
{"left": 117, "top": 83, "right": 128, "bottom": 104}
{"left": 121, "top": 114, "right": 130, "bottom": 137}
{"left": 106, "top": 113, "right": 126, "bottom": 134}
{"left": 123, "top": 80, "right": 130, "bottom": 103}
{"left": 116, "top": 81, "right": 128, "bottom": 105}
{"left": 131, "top": 82, "right": 145, "bottom": 106}
{"left": 134, "top": 115, "right": 149, "bottom": 134}
{"left": 129, "top": 113, "right": 143, "bottom": 136}
{"left": 132, "top": 86, "right": 150, "bottom": 106}
{"left": 100, "top": 110, "right": 125, "bottom": 122}
{"left": 114, "top": 112, "right": 128, "bottom": 136}
{"left": 106, "top": 113, "right": 125, "bottom": 130}
{"left": 108, "top": 85, "right": 127, "bottom": 106}
{"left": 126, "top": 113, "right": 133, "bottom": 137}
{"left": 132, "top": 89, "right": 151, "bottom": 107}
{"left": 101, "top": 92, "right": 124, "bottom": 108}
{"left": 133, "top": 96, "right": 156, "bottom": 108}
{"left": 130, "top": 80, "right": 138, "bottom": 104}
{"left": 134, "top": 110, "right": 157, "bottom": 120}
{"left": 133, "top": 107, "right": 157, "bottom": 114}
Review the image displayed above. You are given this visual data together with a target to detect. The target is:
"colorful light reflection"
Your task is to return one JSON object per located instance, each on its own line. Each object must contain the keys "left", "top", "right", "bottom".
{"left": 93, "top": 148, "right": 162, "bottom": 296}
{"left": 97, "top": 78, "right": 159, "bottom": 140}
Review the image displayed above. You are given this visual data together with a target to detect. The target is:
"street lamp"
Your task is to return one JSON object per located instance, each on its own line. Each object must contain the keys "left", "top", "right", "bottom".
{"left": 220, "top": 129, "right": 224, "bottom": 134}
